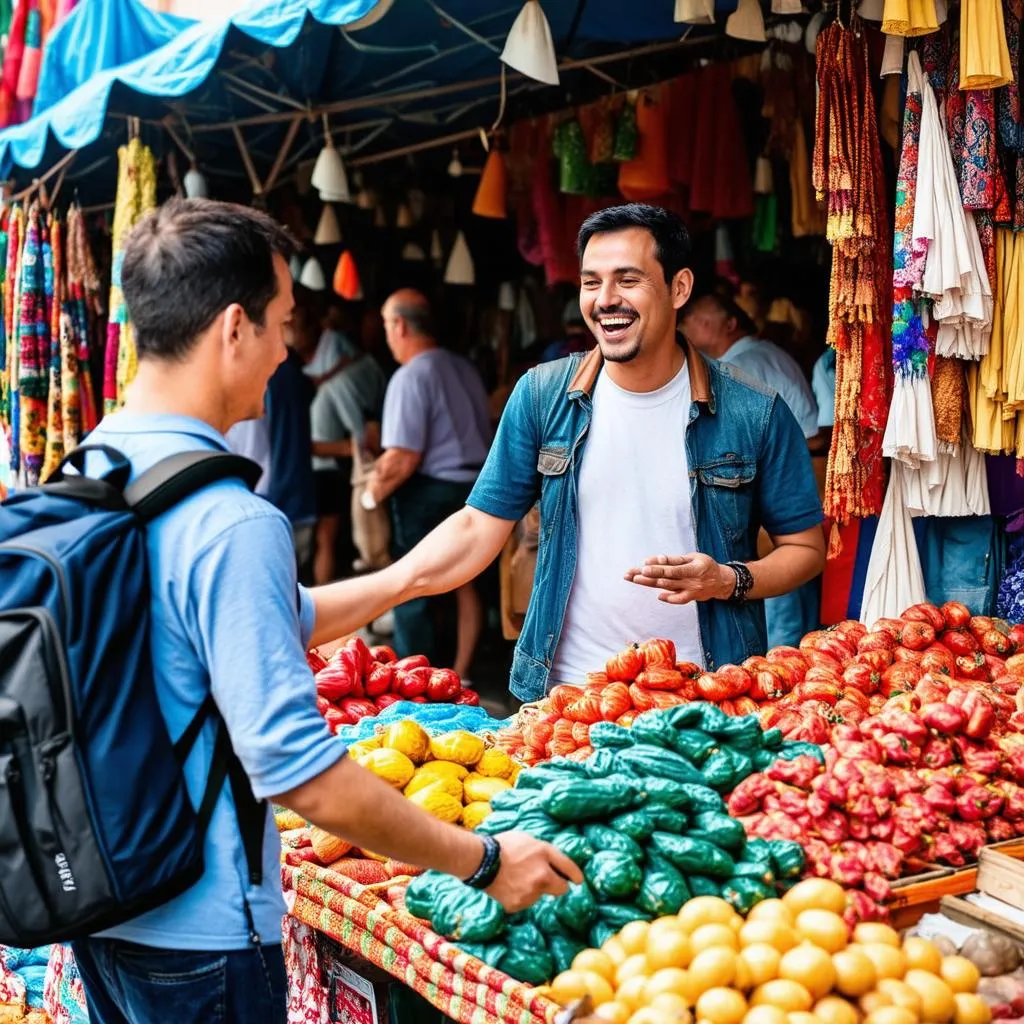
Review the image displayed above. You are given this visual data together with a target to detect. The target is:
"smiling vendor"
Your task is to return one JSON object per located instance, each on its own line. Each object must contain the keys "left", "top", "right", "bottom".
{"left": 324, "top": 204, "right": 826, "bottom": 701}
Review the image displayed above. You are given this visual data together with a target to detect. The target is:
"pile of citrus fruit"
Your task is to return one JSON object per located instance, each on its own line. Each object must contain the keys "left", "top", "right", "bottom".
{"left": 545, "top": 879, "right": 989, "bottom": 1024}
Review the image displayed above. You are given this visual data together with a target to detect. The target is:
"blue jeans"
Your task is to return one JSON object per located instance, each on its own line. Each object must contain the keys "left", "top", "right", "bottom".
{"left": 70, "top": 939, "right": 287, "bottom": 1024}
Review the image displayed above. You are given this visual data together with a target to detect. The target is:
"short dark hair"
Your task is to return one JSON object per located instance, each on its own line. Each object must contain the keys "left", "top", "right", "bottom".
{"left": 393, "top": 298, "right": 435, "bottom": 338}
{"left": 577, "top": 204, "right": 692, "bottom": 284}
{"left": 121, "top": 198, "right": 295, "bottom": 362}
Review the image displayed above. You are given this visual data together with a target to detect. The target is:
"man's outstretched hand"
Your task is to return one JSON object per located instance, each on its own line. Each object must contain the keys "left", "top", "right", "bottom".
{"left": 486, "top": 831, "right": 583, "bottom": 913}
{"left": 625, "top": 553, "right": 735, "bottom": 604}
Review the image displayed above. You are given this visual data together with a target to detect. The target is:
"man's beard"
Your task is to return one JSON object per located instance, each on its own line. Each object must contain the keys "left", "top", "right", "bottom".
{"left": 600, "top": 337, "right": 642, "bottom": 363}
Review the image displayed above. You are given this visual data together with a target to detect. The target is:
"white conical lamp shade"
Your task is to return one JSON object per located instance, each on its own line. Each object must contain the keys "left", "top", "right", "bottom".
{"left": 299, "top": 257, "right": 326, "bottom": 291}
{"left": 498, "top": 281, "right": 517, "bottom": 312}
{"left": 726, "top": 0, "right": 766, "bottom": 41}
{"left": 771, "top": 0, "right": 801, "bottom": 13}
{"left": 402, "top": 242, "right": 426, "bottom": 261}
{"left": 314, "top": 204, "right": 342, "bottom": 245}
{"left": 754, "top": 156, "right": 774, "bottom": 194}
{"left": 311, "top": 143, "right": 351, "bottom": 203}
{"left": 184, "top": 166, "right": 208, "bottom": 199}
{"left": 357, "top": 186, "right": 376, "bottom": 210}
{"left": 430, "top": 230, "right": 444, "bottom": 265}
{"left": 674, "top": 0, "right": 714, "bottom": 23}
{"left": 500, "top": 1, "right": 559, "bottom": 86}
{"left": 444, "top": 232, "right": 475, "bottom": 286}
{"left": 289, "top": 254, "right": 303, "bottom": 281}
{"left": 396, "top": 204, "right": 414, "bottom": 229}
{"left": 448, "top": 149, "right": 463, "bottom": 178}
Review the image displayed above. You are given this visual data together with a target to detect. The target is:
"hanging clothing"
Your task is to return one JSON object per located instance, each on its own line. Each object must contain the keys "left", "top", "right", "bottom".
{"left": 882, "top": 0, "right": 939, "bottom": 36}
{"left": 960, "top": 0, "right": 1013, "bottom": 88}
{"left": 17, "top": 201, "right": 50, "bottom": 487}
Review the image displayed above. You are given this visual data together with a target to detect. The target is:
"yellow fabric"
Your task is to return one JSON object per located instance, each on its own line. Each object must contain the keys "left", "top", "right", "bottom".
{"left": 969, "top": 229, "right": 1024, "bottom": 455}
{"left": 960, "top": 0, "right": 1013, "bottom": 88}
{"left": 882, "top": 0, "right": 939, "bottom": 36}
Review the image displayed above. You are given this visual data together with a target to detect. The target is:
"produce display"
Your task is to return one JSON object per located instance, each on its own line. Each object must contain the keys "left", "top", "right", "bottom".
{"left": 308, "top": 637, "right": 479, "bottom": 731}
{"left": 403, "top": 706, "right": 817, "bottom": 985}
{"left": 546, "top": 883, "right": 993, "bottom": 1024}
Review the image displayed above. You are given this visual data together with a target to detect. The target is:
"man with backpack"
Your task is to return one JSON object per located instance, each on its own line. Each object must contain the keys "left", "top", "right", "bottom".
{"left": 0, "top": 198, "right": 578, "bottom": 1023}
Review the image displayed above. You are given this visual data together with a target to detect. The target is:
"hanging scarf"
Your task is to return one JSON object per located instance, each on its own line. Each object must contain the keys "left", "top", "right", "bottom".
{"left": 813, "top": 24, "right": 893, "bottom": 537}
{"left": 42, "top": 213, "right": 63, "bottom": 481}
{"left": 17, "top": 201, "right": 49, "bottom": 486}
{"left": 65, "top": 205, "right": 98, "bottom": 435}
{"left": 4, "top": 205, "right": 22, "bottom": 473}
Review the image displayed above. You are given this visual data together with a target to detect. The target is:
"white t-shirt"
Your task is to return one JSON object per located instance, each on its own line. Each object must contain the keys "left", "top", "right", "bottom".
{"left": 550, "top": 366, "right": 704, "bottom": 684}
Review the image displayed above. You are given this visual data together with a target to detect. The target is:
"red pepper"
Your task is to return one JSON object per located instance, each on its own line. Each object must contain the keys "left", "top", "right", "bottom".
{"left": 890, "top": 769, "right": 925, "bottom": 796}
{"left": 879, "top": 733, "right": 922, "bottom": 764}
{"left": 921, "top": 702, "right": 967, "bottom": 735}
{"left": 364, "top": 663, "right": 395, "bottom": 698}
{"left": 831, "top": 849, "right": 866, "bottom": 885}
{"left": 315, "top": 695, "right": 331, "bottom": 715}
{"left": 395, "top": 666, "right": 432, "bottom": 699}
{"left": 817, "top": 810, "right": 850, "bottom": 844}
{"left": 964, "top": 700, "right": 996, "bottom": 741}
{"left": 454, "top": 689, "right": 480, "bottom": 706}
{"left": 865, "top": 841, "right": 903, "bottom": 877}
{"left": 324, "top": 707, "right": 348, "bottom": 732}
{"left": 393, "top": 655, "right": 430, "bottom": 672}
{"left": 891, "top": 824, "right": 923, "bottom": 854}
{"left": 369, "top": 644, "right": 397, "bottom": 664}
{"left": 426, "top": 668, "right": 462, "bottom": 702}
{"left": 315, "top": 662, "right": 356, "bottom": 702}
{"left": 765, "top": 755, "right": 822, "bottom": 788}
{"left": 921, "top": 736, "right": 956, "bottom": 769}
{"left": 375, "top": 694, "right": 401, "bottom": 710}
{"left": 931, "top": 833, "right": 966, "bottom": 866}
{"left": 340, "top": 697, "right": 378, "bottom": 719}
{"left": 956, "top": 785, "right": 1004, "bottom": 821}
{"left": 986, "top": 817, "right": 1016, "bottom": 842}
{"left": 953, "top": 738, "right": 1001, "bottom": 775}
{"left": 727, "top": 774, "right": 776, "bottom": 816}
{"left": 879, "top": 709, "right": 929, "bottom": 745}
{"left": 306, "top": 649, "right": 328, "bottom": 674}
{"left": 847, "top": 792, "right": 878, "bottom": 822}
{"left": 344, "top": 636, "right": 374, "bottom": 679}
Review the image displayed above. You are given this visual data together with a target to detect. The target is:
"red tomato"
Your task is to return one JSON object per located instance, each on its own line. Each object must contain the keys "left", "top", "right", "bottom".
{"left": 902, "top": 602, "right": 946, "bottom": 632}
{"left": 940, "top": 601, "right": 972, "bottom": 629}
{"left": 1006, "top": 653, "right": 1024, "bottom": 677}
{"left": 920, "top": 645, "right": 955, "bottom": 677}
{"left": 767, "top": 645, "right": 804, "bottom": 662}
{"left": 941, "top": 629, "right": 980, "bottom": 657}
{"left": 914, "top": 673, "right": 951, "bottom": 704}
{"left": 980, "top": 629, "right": 1015, "bottom": 657}
{"left": 968, "top": 616, "right": 997, "bottom": 639}
{"left": 871, "top": 618, "right": 905, "bottom": 639}
{"left": 1010, "top": 624, "right": 1024, "bottom": 651}
{"left": 586, "top": 671, "right": 610, "bottom": 687}
{"left": 858, "top": 630, "right": 898, "bottom": 654}
{"left": 832, "top": 620, "right": 868, "bottom": 647}
{"left": 396, "top": 667, "right": 432, "bottom": 699}
{"left": 696, "top": 673, "right": 738, "bottom": 702}
{"left": 843, "top": 663, "right": 881, "bottom": 696}
{"left": 899, "top": 621, "right": 936, "bottom": 651}
{"left": 454, "top": 690, "right": 480, "bottom": 706}
{"left": 393, "top": 655, "right": 430, "bottom": 672}
{"left": 426, "top": 668, "right": 462, "bottom": 702}
{"left": 805, "top": 649, "right": 844, "bottom": 672}
{"left": 675, "top": 661, "right": 703, "bottom": 679}
{"left": 856, "top": 648, "right": 894, "bottom": 673}
{"left": 881, "top": 662, "right": 923, "bottom": 695}
{"left": 606, "top": 644, "right": 643, "bottom": 682}
{"left": 792, "top": 681, "right": 842, "bottom": 706}
{"left": 750, "top": 665, "right": 789, "bottom": 701}
{"left": 956, "top": 653, "right": 989, "bottom": 681}
{"left": 638, "top": 638, "right": 677, "bottom": 670}
{"left": 893, "top": 646, "right": 925, "bottom": 665}
{"left": 804, "top": 664, "right": 843, "bottom": 687}
{"left": 636, "top": 666, "right": 685, "bottom": 691}
{"left": 369, "top": 644, "right": 397, "bottom": 664}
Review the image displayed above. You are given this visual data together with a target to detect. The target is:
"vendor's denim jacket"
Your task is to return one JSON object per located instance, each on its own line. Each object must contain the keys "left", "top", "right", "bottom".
{"left": 468, "top": 344, "right": 823, "bottom": 702}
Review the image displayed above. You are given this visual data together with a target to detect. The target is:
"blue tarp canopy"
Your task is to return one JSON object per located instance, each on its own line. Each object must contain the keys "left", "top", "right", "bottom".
{"left": 0, "top": 0, "right": 743, "bottom": 197}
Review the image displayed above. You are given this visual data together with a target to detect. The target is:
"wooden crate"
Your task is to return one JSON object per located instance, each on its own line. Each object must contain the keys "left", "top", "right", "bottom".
{"left": 939, "top": 894, "right": 1024, "bottom": 945}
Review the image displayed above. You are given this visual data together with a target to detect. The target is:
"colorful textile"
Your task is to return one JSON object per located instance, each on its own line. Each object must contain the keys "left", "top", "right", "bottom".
{"left": 997, "top": 0, "right": 1023, "bottom": 152}
{"left": 43, "top": 945, "right": 89, "bottom": 1024}
{"left": 18, "top": 201, "right": 49, "bottom": 486}
{"left": 283, "top": 917, "right": 330, "bottom": 1024}
{"left": 42, "top": 214, "right": 64, "bottom": 481}
{"left": 3, "top": 205, "right": 23, "bottom": 474}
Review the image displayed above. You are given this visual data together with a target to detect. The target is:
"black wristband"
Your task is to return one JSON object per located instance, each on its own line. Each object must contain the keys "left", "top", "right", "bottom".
{"left": 725, "top": 561, "right": 754, "bottom": 603}
{"left": 464, "top": 835, "right": 501, "bottom": 889}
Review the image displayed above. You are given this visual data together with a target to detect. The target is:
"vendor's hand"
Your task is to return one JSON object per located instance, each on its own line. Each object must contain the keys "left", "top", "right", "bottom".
{"left": 486, "top": 831, "right": 583, "bottom": 912}
{"left": 624, "top": 553, "right": 735, "bottom": 604}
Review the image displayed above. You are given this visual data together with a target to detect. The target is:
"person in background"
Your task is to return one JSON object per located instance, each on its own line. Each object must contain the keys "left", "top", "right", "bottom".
{"left": 299, "top": 291, "right": 360, "bottom": 388}
{"left": 680, "top": 291, "right": 823, "bottom": 647}
{"left": 812, "top": 347, "right": 837, "bottom": 444}
{"left": 365, "top": 289, "right": 492, "bottom": 679}
{"left": 539, "top": 300, "right": 596, "bottom": 363}
{"left": 71, "top": 199, "right": 577, "bottom": 1024}
{"left": 225, "top": 338, "right": 317, "bottom": 579}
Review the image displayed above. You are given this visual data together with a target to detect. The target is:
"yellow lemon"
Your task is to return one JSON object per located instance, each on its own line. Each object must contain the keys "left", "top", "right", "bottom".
{"left": 549, "top": 971, "right": 591, "bottom": 1005}
{"left": 616, "top": 976, "right": 650, "bottom": 1012}
{"left": 788, "top": 1014, "right": 819, "bottom": 1024}
{"left": 941, "top": 956, "right": 981, "bottom": 994}
{"left": 778, "top": 944, "right": 836, "bottom": 1001}
{"left": 646, "top": 925, "right": 693, "bottom": 972}
{"left": 858, "top": 943, "right": 907, "bottom": 981}
{"left": 696, "top": 987, "right": 748, "bottom": 1024}
{"left": 604, "top": 938, "right": 629, "bottom": 968}
{"left": 574, "top": 949, "right": 617, "bottom": 982}
{"left": 852, "top": 923, "right": 901, "bottom": 948}
{"left": 620, "top": 921, "right": 653, "bottom": 957}
{"left": 651, "top": 992, "right": 692, "bottom": 1018}
{"left": 863, "top": 1009, "right": 918, "bottom": 1024}
{"left": 740, "top": 921, "right": 799, "bottom": 953}
{"left": 875, "top": 979, "right": 921, "bottom": 1016}
{"left": 859, "top": 991, "right": 893, "bottom": 1015}
{"left": 782, "top": 879, "right": 847, "bottom": 917}
{"left": 749, "top": 979, "right": 813, "bottom": 1013}
{"left": 795, "top": 910, "right": 849, "bottom": 953}
{"left": 813, "top": 996, "right": 859, "bottom": 1024}
{"left": 627, "top": 1010, "right": 678, "bottom": 1024}
{"left": 645, "top": 968, "right": 691, "bottom": 1002}
{"left": 747, "top": 900, "right": 795, "bottom": 928}
{"left": 903, "top": 936, "right": 943, "bottom": 975}
{"left": 832, "top": 945, "right": 878, "bottom": 997}
{"left": 594, "top": 1001, "right": 632, "bottom": 1024}
{"left": 691, "top": 923, "right": 741, "bottom": 954}
{"left": 616, "top": 955, "right": 650, "bottom": 988}
{"left": 686, "top": 947, "right": 738, "bottom": 1000}
{"left": 739, "top": 945, "right": 781, "bottom": 989}
{"left": 679, "top": 897, "right": 742, "bottom": 933}
{"left": 903, "top": 968, "right": 955, "bottom": 1022}
{"left": 953, "top": 992, "right": 992, "bottom": 1024}
{"left": 740, "top": 1008, "right": 789, "bottom": 1024}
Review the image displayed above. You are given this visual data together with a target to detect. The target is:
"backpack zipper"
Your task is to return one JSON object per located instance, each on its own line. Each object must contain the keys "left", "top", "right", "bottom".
{"left": 0, "top": 543, "right": 71, "bottom": 622}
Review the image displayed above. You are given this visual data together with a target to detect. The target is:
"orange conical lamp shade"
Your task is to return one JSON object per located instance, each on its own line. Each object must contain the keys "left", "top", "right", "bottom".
{"left": 473, "top": 150, "right": 508, "bottom": 219}
{"left": 333, "top": 251, "right": 363, "bottom": 301}
{"left": 618, "top": 91, "right": 670, "bottom": 201}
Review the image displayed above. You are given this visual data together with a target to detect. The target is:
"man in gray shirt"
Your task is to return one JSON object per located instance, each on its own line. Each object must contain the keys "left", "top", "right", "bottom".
{"left": 365, "top": 289, "right": 492, "bottom": 676}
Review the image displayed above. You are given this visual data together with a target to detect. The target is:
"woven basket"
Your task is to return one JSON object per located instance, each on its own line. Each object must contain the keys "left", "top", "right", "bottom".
{"left": 285, "top": 863, "right": 561, "bottom": 1024}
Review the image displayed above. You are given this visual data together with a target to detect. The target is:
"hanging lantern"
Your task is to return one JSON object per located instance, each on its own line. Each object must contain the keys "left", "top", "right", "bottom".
{"left": 674, "top": 0, "right": 714, "bottom": 24}
{"left": 402, "top": 242, "right": 427, "bottom": 261}
{"left": 448, "top": 149, "right": 464, "bottom": 178}
{"left": 501, "top": 1, "right": 560, "bottom": 86}
{"left": 311, "top": 138, "right": 351, "bottom": 203}
{"left": 444, "top": 232, "right": 475, "bottom": 285}
{"left": 497, "top": 281, "right": 517, "bottom": 312}
{"left": 430, "top": 230, "right": 444, "bottom": 265}
{"left": 726, "top": 0, "right": 766, "bottom": 42}
{"left": 472, "top": 150, "right": 508, "bottom": 219}
{"left": 299, "top": 257, "right": 326, "bottom": 291}
{"left": 396, "top": 204, "right": 415, "bottom": 228}
{"left": 333, "top": 251, "right": 364, "bottom": 301}
{"left": 184, "top": 165, "right": 208, "bottom": 199}
{"left": 314, "top": 204, "right": 342, "bottom": 245}
{"left": 289, "top": 254, "right": 304, "bottom": 281}
{"left": 754, "top": 156, "right": 774, "bottom": 195}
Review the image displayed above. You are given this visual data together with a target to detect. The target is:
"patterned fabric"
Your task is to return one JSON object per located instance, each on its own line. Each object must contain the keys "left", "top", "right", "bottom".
{"left": 42, "top": 214, "right": 64, "bottom": 481}
{"left": 945, "top": 38, "right": 1000, "bottom": 211}
{"left": 997, "top": 533, "right": 1024, "bottom": 622}
{"left": 283, "top": 917, "right": 330, "bottom": 1024}
{"left": 998, "top": 0, "right": 1023, "bottom": 153}
{"left": 43, "top": 945, "right": 88, "bottom": 1024}
{"left": 18, "top": 201, "right": 49, "bottom": 486}
{"left": 4, "top": 205, "right": 22, "bottom": 474}
{"left": 285, "top": 864, "right": 560, "bottom": 1024}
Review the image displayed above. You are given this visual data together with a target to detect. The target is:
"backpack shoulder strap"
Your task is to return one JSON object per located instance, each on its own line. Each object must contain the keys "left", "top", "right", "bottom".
{"left": 126, "top": 451, "right": 262, "bottom": 523}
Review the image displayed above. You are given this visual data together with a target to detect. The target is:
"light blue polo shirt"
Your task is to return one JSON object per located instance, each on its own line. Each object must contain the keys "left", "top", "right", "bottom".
{"left": 83, "top": 413, "right": 344, "bottom": 950}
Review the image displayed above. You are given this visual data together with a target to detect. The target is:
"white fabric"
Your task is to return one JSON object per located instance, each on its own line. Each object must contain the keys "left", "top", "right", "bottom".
{"left": 913, "top": 55, "right": 992, "bottom": 360}
{"left": 882, "top": 373, "right": 937, "bottom": 466}
{"left": 881, "top": 33, "right": 906, "bottom": 76}
{"left": 860, "top": 470, "right": 928, "bottom": 625}
{"left": 550, "top": 366, "right": 704, "bottom": 684}
{"left": 900, "top": 424, "right": 991, "bottom": 517}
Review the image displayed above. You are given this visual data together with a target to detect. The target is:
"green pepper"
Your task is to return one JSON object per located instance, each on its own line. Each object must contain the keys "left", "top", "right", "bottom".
{"left": 610, "top": 810, "right": 657, "bottom": 844}
{"left": 671, "top": 729, "right": 720, "bottom": 765}
{"left": 631, "top": 712, "right": 680, "bottom": 750}
{"left": 585, "top": 851, "right": 644, "bottom": 900}
{"left": 743, "top": 839, "right": 774, "bottom": 865}
{"left": 554, "top": 882, "right": 598, "bottom": 934}
{"left": 529, "top": 895, "right": 563, "bottom": 935}
{"left": 691, "top": 811, "right": 747, "bottom": 853}
{"left": 489, "top": 789, "right": 538, "bottom": 813}
{"left": 642, "top": 778, "right": 690, "bottom": 808}
{"left": 637, "top": 852, "right": 692, "bottom": 916}
{"left": 647, "top": 805, "right": 690, "bottom": 833}
{"left": 752, "top": 749, "right": 779, "bottom": 772}
{"left": 677, "top": 784, "right": 727, "bottom": 815}
{"left": 515, "top": 807, "right": 563, "bottom": 842}
{"left": 777, "top": 741, "right": 825, "bottom": 764}
{"left": 548, "top": 934, "right": 586, "bottom": 975}
{"left": 500, "top": 931, "right": 554, "bottom": 986}
{"left": 597, "top": 903, "right": 652, "bottom": 929}
{"left": 583, "top": 824, "right": 644, "bottom": 861}
{"left": 761, "top": 727, "right": 784, "bottom": 750}
{"left": 731, "top": 860, "right": 776, "bottom": 885}
{"left": 589, "top": 922, "right": 618, "bottom": 949}
{"left": 589, "top": 722, "right": 635, "bottom": 749}
{"left": 720, "top": 877, "right": 773, "bottom": 915}
{"left": 552, "top": 828, "right": 594, "bottom": 867}
{"left": 688, "top": 875, "right": 721, "bottom": 897}
{"left": 407, "top": 873, "right": 506, "bottom": 941}
{"left": 666, "top": 704, "right": 715, "bottom": 730}
{"left": 768, "top": 839, "right": 806, "bottom": 879}
{"left": 616, "top": 745, "right": 704, "bottom": 786}
{"left": 540, "top": 778, "right": 642, "bottom": 822}
{"left": 714, "top": 715, "right": 764, "bottom": 748}
{"left": 701, "top": 747, "right": 754, "bottom": 792}
{"left": 475, "top": 810, "right": 520, "bottom": 835}
{"left": 585, "top": 748, "right": 618, "bottom": 779}
{"left": 650, "top": 832, "right": 735, "bottom": 878}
